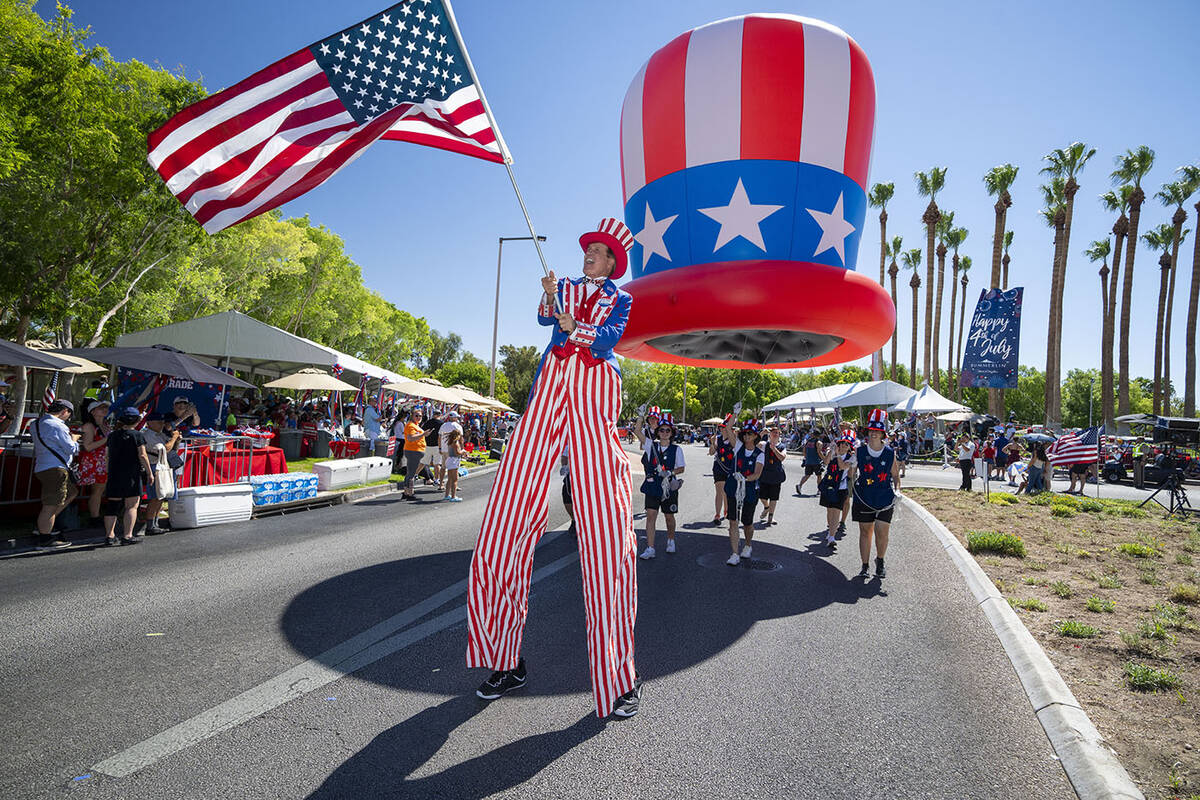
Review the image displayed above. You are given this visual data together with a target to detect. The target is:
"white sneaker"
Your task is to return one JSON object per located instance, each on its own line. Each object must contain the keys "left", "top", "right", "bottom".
{"left": 741, "top": 545, "right": 752, "bottom": 558}
{"left": 639, "top": 547, "right": 656, "bottom": 560}
{"left": 665, "top": 539, "right": 676, "bottom": 554}
{"left": 725, "top": 553, "right": 740, "bottom": 566}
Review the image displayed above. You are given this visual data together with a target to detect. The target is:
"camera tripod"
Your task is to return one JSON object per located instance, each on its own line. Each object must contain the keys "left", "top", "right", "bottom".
{"left": 1138, "top": 471, "right": 1197, "bottom": 518}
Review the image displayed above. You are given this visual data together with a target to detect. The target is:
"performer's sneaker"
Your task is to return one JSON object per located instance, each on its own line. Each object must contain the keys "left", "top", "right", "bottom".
{"left": 725, "top": 553, "right": 740, "bottom": 566}
{"left": 665, "top": 539, "right": 676, "bottom": 554}
{"left": 740, "top": 545, "right": 752, "bottom": 558}
{"left": 639, "top": 546, "right": 656, "bottom": 560}
{"left": 836, "top": 522, "right": 846, "bottom": 537}
{"left": 612, "top": 679, "right": 643, "bottom": 718}
{"left": 857, "top": 563, "right": 870, "bottom": 578}
{"left": 875, "top": 558, "right": 886, "bottom": 579}
{"left": 825, "top": 536, "right": 837, "bottom": 551}
{"left": 476, "top": 658, "right": 526, "bottom": 700}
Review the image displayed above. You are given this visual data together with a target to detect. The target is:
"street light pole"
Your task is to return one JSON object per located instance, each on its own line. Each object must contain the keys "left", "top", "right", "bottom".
{"left": 490, "top": 235, "right": 547, "bottom": 399}
{"left": 1089, "top": 377, "right": 1094, "bottom": 428}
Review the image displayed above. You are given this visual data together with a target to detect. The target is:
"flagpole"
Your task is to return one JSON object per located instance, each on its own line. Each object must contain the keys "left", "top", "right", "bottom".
{"left": 441, "top": 0, "right": 561, "bottom": 313}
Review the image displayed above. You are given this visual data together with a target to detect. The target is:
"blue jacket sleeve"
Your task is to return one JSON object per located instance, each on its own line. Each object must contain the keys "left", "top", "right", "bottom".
{"left": 568, "top": 291, "right": 631, "bottom": 352}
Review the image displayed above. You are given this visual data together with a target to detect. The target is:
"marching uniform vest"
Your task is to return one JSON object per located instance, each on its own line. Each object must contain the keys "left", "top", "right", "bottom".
{"left": 641, "top": 441, "right": 679, "bottom": 497}
{"left": 724, "top": 445, "right": 761, "bottom": 499}
{"left": 712, "top": 438, "right": 735, "bottom": 477}
{"left": 760, "top": 443, "right": 786, "bottom": 485}
{"left": 854, "top": 444, "right": 896, "bottom": 510}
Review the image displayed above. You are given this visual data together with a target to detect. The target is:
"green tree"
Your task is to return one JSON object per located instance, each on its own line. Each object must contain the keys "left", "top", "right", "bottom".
{"left": 1154, "top": 178, "right": 1195, "bottom": 415}
{"left": 886, "top": 235, "right": 903, "bottom": 382}
{"left": 1142, "top": 223, "right": 1182, "bottom": 415}
{"left": 419, "top": 330, "right": 463, "bottom": 374}
{"left": 902, "top": 247, "right": 923, "bottom": 388}
{"left": 868, "top": 182, "right": 895, "bottom": 369}
{"left": 499, "top": 344, "right": 540, "bottom": 413}
{"left": 932, "top": 210, "right": 954, "bottom": 389}
{"left": 914, "top": 167, "right": 946, "bottom": 383}
{"left": 1098, "top": 184, "right": 1133, "bottom": 429}
{"left": 1179, "top": 164, "right": 1200, "bottom": 417}
{"left": 944, "top": 227, "right": 968, "bottom": 393}
{"left": 1111, "top": 145, "right": 1156, "bottom": 421}
{"left": 1001, "top": 230, "right": 1014, "bottom": 289}
{"left": 1039, "top": 177, "right": 1066, "bottom": 426}
{"left": 955, "top": 256, "right": 973, "bottom": 401}
{"left": 436, "top": 355, "right": 509, "bottom": 404}
{"left": 982, "top": 163, "right": 1019, "bottom": 416}
{"left": 1084, "top": 239, "right": 1112, "bottom": 351}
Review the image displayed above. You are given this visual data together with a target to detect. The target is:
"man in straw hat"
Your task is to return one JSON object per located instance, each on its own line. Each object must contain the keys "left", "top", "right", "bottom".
{"left": 468, "top": 218, "right": 644, "bottom": 718}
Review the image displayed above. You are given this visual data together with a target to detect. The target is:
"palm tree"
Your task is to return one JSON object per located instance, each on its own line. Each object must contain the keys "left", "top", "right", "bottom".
{"left": 1099, "top": 185, "right": 1134, "bottom": 428}
{"left": 1085, "top": 239, "right": 1112, "bottom": 348}
{"left": 1180, "top": 164, "right": 1200, "bottom": 417}
{"left": 1041, "top": 143, "right": 1096, "bottom": 427}
{"left": 1155, "top": 179, "right": 1196, "bottom": 415}
{"left": 887, "top": 235, "right": 903, "bottom": 383}
{"left": 1112, "top": 145, "right": 1156, "bottom": 421}
{"left": 869, "top": 183, "right": 895, "bottom": 372}
{"left": 1144, "top": 224, "right": 1175, "bottom": 415}
{"left": 1040, "top": 178, "right": 1067, "bottom": 426}
{"left": 983, "top": 163, "right": 1018, "bottom": 415}
{"left": 955, "top": 256, "right": 972, "bottom": 401}
{"left": 945, "top": 227, "right": 968, "bottom": 393}
{"left": 932, "top": 210, "right": 954, "bottom": 390}
{"left": 902, "top": 247, "right": 923, "bottom": 389}
{"left": 1001, "top": 230, "right": 1013, "bottom": 289}
{"left": 915, "top": 167, "right": 947, "bottom": 384}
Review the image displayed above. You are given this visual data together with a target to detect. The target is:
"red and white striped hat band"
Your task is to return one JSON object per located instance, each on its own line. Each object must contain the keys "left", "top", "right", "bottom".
{"left": 867, "top": 408, "right": 887, "bottom": 431}
{"left": 579, "top": 218, "right": 635, "bottom": 280}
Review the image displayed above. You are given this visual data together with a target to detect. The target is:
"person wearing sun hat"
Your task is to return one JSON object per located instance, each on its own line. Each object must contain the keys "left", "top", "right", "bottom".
{"left": 635, "top": 409, "right": 685, "bottom": 559}
{"left": 818, "top": 433, "right": 857, "bottom": 551}
{"left": 849, "top": 408, "right": 901, "bottom": 579}
{"left": 724, "top": 418, "right": 765, "bottom": 565}
{"left": 707, "top": 412, "right": 737, "bottom": 524}
{"left": 468, "top": 218, "right": 644, "bottom": 719}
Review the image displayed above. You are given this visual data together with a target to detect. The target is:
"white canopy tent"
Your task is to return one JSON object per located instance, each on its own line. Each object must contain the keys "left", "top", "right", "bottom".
{"left": 764, "top": 380, "right": 916, "bottom": 412}
{"left": 888, "top": 384, "right": 968, "bottom": 414}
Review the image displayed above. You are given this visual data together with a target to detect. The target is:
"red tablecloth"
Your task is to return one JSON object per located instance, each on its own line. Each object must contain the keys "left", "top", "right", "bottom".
{"left": 178, "top": 446, "right": 288, "bottom": 488}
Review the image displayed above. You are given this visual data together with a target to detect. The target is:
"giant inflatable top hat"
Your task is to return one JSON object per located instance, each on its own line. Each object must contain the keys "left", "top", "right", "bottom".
{"left": 579, "top": 218, "right": 635, "bottom": 280}
{"left": 614, "top": 14, "right": 894, "bottom": 369}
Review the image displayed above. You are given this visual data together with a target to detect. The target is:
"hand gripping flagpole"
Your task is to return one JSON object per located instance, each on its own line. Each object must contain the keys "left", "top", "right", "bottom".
{"left": 442, "top": 0, "right": 563, "bottom": 313}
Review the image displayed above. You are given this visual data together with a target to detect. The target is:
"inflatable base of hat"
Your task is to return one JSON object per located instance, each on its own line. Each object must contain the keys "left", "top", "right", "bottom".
{"left": 613, "top": 14, "right": 893, "bottom": 370}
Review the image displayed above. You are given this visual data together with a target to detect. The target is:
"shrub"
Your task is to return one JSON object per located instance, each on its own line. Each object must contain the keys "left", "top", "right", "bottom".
{"left": 966, "top": 531, "right": 1027, "bottom": 558}
{"left": 1022, "top": 576, "right": 1043, "bottom": 586}
{"left": 1029, "top": 493, "right": 1055, "bottom": 506}
{"left": 1055, "top": 620, "right": 1100, "bottom": 638}
{"left": 1138, "top": 566, "right": 1161, "bottom": 585}
{"left": 1153, "top": 603, "right": 1195, "bottom": 630}
{"left": 1113, "top": 506, "right": 1147, "bottom": 519}
{"left": 1050, "top": 580, "right": 1072, "bottom": 598}
{"left": 1168, "top": 583, "right": 1200, "bottom": 605}
{"left": 1116, "top": 542, "right": 1159, "bottom": 559}
{"left": 1183, "top": 531, "right": 1200, "bottom": 554}
{"left": 1177, "top": 553, "right": 1194, "bottom": 566}
{"left": 1050, "top": 506, "right": 1075, "bottom": 518}
{"left": 1137, "top": 618, "right": 1175, "bottom": 642}
{"left": 1027, "top": 561, "right": 1048, "bottom": 571}
{"left": 1119, "top": 631, "right": 1172, "bottom": 658}
{"left": 1097, "top": 573, "right": 1123, "bottom": 589}
{"left": 988, "top": 493, "right": 1018, "bottom": 505}
{"left": 1085, "top": 596, "right": 1115, "bottom": 613}
{"left": 1010, "top": 597, "right": 1048, "bottom": 612}
{"left": 1078, "top": 499, "right": 1103, "bottom": 512}
{"left": 1123, "top": 661, "right": 1181, "bottom": 692}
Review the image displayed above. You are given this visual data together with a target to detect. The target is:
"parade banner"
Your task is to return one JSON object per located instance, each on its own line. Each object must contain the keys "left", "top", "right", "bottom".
{"left": 959, "top": 287, "right": 1023, "bottom": 389}
{"left": 114, "top": 367, "right": 227, "bottom": 427}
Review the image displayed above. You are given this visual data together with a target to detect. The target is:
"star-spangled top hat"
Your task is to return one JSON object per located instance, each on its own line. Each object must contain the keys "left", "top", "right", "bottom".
{"left": 655, "top": 412, "right": 674, "bottom": 429}
{"left": 740, "top": 418, "right": 761, "bottom": 435}
{"left": 579, "top": 218, "right": 635, "bottom": 280}
{"left": 867, "top": 408, "right": 887, "bottom": 432}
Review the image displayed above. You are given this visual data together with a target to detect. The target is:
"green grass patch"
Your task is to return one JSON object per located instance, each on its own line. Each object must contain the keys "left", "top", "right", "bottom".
{"left": 1177, "top": 553, "right": 1194, "bottom": 566}
{"left": 1009, "top": 597, "right": 1049, "bottom": 612}
{"left": 1055, "top": 619, "right": 1100, "bottom": 638}
{"left": 1117, "top": 542, "right": 1160, "bottom": 559}
{"left": 1139, "top": 566, "right": 1161, "bottom": 585}
{"left": 1022, "top": 576, "right": 1043, "bottom": 586}
{"left": 1026, "top": 561, "right": 1048, "bottom": 571}
{"left": 1077, "top": 499, "right": 1104, "bottom": 512}
{"left": 1028, "top": 492, "right": 1055, "bottom": 506}
{"left": 1108, "top": 506, "right": 1148, "bottom": 519}
{"left": 1138, "top": 617, "right": 1176, "bottom": 642}
{"left": 1154, "top": 603, "right": 1195, "bottom": 630}
{"left": 987, "top": 493, "right": 1019, "bottom": 505}
{"left": 1050, "top": 506, "right": 1075, "bottom": 518}
{"left": 1050, "top": 580, "right": 1073, "bottom": 598}
{"left": 1168, "top": 583, "right": 1200, "bottom": 605}
{"left": 1085, "top": 596, "right": 1115, "bottom": 613}
{"left": 1097, "top": 573, "right": 1123, "bottom": 589}
{"left": 1182, "top": 531, "right": 1200, "bottom": 554}
{"left": 966, "top": 530, "right": 1027, "bottom": 558}
{"left": 1124, "top": 661, "right": 1182, "bottom": 692}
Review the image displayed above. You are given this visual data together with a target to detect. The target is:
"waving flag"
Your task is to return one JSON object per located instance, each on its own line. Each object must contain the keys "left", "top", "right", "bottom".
{"left": 42, "top": 372, "right": 59, "bottom": 411}
{"left": 148, "top": 0, "right": 508, "bottom": 234}
{"left": 1047, "top": 425, "right": 1105, "bottom": 464}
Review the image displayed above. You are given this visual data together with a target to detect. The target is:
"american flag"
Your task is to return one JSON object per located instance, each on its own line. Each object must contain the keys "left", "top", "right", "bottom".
{"left": 1047, "top": 425, "right": 1105, "bottom": 464}
{"left": 353, "top": 374, "right": 369, "bottom": 416}
{"left": 332, "top": 363, "right": 344, "bottom": 377}
{"left": 42, "top": 372, "right": 59, "bottom": 410}
{"left": 148, "top": 0, "right": 507, "bottom": 234}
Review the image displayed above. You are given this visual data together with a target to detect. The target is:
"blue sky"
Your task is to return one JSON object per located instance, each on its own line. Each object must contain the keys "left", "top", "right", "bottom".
{"left": 61, "top": 0, "right": 1200, "bottom": 395}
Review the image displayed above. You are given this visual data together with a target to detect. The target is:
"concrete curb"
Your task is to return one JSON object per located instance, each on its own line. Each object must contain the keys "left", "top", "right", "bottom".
{"left": 899, "top": 494, "right": 1144, "bottom": 800}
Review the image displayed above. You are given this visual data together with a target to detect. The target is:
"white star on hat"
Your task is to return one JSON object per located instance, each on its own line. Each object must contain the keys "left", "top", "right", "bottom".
{"left": 698, "top": 178, "right": 783, "bottom": 252}
{"left": 806, "top": 192, "right": 857, "bottom": 265}
{"left": 634, "top": 203, "right": 678, "bottom": 264}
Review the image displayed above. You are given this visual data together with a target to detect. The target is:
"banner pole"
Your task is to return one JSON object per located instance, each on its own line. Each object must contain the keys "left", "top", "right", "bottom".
{"left": 442, "top": 0, "right": 560, "bottom": 312}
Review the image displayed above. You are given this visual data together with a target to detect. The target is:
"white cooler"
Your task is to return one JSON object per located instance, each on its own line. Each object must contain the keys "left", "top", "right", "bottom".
{"left": 315, "top": 459, "right": 368, "bottom": 491}
{"left": 169, "top": 483, "right": 254, "bottom": 529}
{"left": 361, "top": 456, "right": 392, "bottom": 483}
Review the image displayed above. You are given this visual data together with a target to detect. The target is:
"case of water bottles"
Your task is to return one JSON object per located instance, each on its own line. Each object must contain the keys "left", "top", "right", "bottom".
{"left": 250, "top": 472, "right": 319, "bottom": 506}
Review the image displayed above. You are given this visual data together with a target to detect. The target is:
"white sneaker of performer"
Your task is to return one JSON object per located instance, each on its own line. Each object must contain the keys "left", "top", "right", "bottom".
{"left": 639, "top": 546, "right": 656, "bottom": 560}
{"left": 740, "top": 545, "right": 752, "bottom": 558}
{"left": 665, "top": 539, "right": 676, "bottom": 554}
{"left": 726, "top": 553, "right": 740, "bottom": 566}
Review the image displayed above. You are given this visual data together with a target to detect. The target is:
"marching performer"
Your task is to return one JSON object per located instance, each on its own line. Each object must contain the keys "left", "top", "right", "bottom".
{"left": 818, "top": 433, "right": 856, "bottom": 551}
{"left": 708, "top": 416, "right": 737, "bottom": 524}
{"left": 850, "top": 409, "right": 901, "bottom": 579}
{"left": 758, "top": 426, "right": 787, "bottom": 525}
{"left": 635, "top": 410, "right": 685, "bottom": 558}
{"left": 467, "top": 219, "right": 643, "bottom": 718}
{"left": 725, "top": 419, "right": 765, "bottom": 565}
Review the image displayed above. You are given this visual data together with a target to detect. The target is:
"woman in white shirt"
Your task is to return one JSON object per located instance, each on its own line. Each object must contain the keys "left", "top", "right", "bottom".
{"left": 957, "top": 437, "right": 977, "bottom": 490}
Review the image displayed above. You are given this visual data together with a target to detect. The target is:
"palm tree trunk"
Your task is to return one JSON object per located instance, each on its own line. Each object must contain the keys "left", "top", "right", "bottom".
{"left": 878, "top": 210, "right": 887, "bottom": 370}
{"left": 956, "top": 277, "right": 969, "bottom": 402}
{"left": 948, "top": 257, "right": 960, "bottom": 395}
{"left": 1185, "top": 202, "right": 1200, "bottom": 417}
{"left": 1099, "top": 264, "right": 1109, "bottom": 334}
{"left": 910, "top": 274, "right": 921, "bottom": 389}
{"left": 1163, "top": 208, "right": 1186, "bottom": 415}
{"left": 1152, "top": 252, "right": 1171, "bottom": 415}
{"left": 1054, "top": 182, "right": 1079, "bottom": 424}
{"left": 988, "top": 197, "right": 1007, "bottom": 416}
{"left": 1002, "top": 254, "right": 1010, "bottom": 290}
{"left": 1044, "top": 213, "right": 1065, "bottom": 426}
{"left": 889, "top": 265, "right": 899, "bottom": 383}
{"left": 1118, "top": 189, "right": 1145, "bottom": 420}
{"left": 1102, "top": 219, "right": 1127, "bottom": 429}
{"left": 932, "top": 243, "right": 946, "bottom": 390}
{"left": 923, "top": 202, "right": 938, "bottom": 384}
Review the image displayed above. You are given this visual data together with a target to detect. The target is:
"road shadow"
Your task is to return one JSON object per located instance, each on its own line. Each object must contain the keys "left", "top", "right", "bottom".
{"left": 280, "top": 532, "right": 876, "bottom": 697}
{"left": 307, "top": 695, "right": 607, "bottom": 800}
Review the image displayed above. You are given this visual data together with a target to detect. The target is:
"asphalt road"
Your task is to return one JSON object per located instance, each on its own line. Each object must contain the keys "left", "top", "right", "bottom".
{"left": 1, "top": 444, "right": 1075, "bottom": 800}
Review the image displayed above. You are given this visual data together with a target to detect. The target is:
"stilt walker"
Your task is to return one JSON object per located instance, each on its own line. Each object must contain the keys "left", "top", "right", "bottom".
{"left": 468, "top": 218, "right": 643, "bottom": 718}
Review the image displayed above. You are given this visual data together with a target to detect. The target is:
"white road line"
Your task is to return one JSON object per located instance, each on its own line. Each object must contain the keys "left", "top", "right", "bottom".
{"left": 92, "top": 536, "right": 577, "bottom": 778}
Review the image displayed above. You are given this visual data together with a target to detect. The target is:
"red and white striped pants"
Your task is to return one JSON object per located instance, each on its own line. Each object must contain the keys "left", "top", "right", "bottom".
{"left": 467, "top": 351, "right": 637, "bottom": 717}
